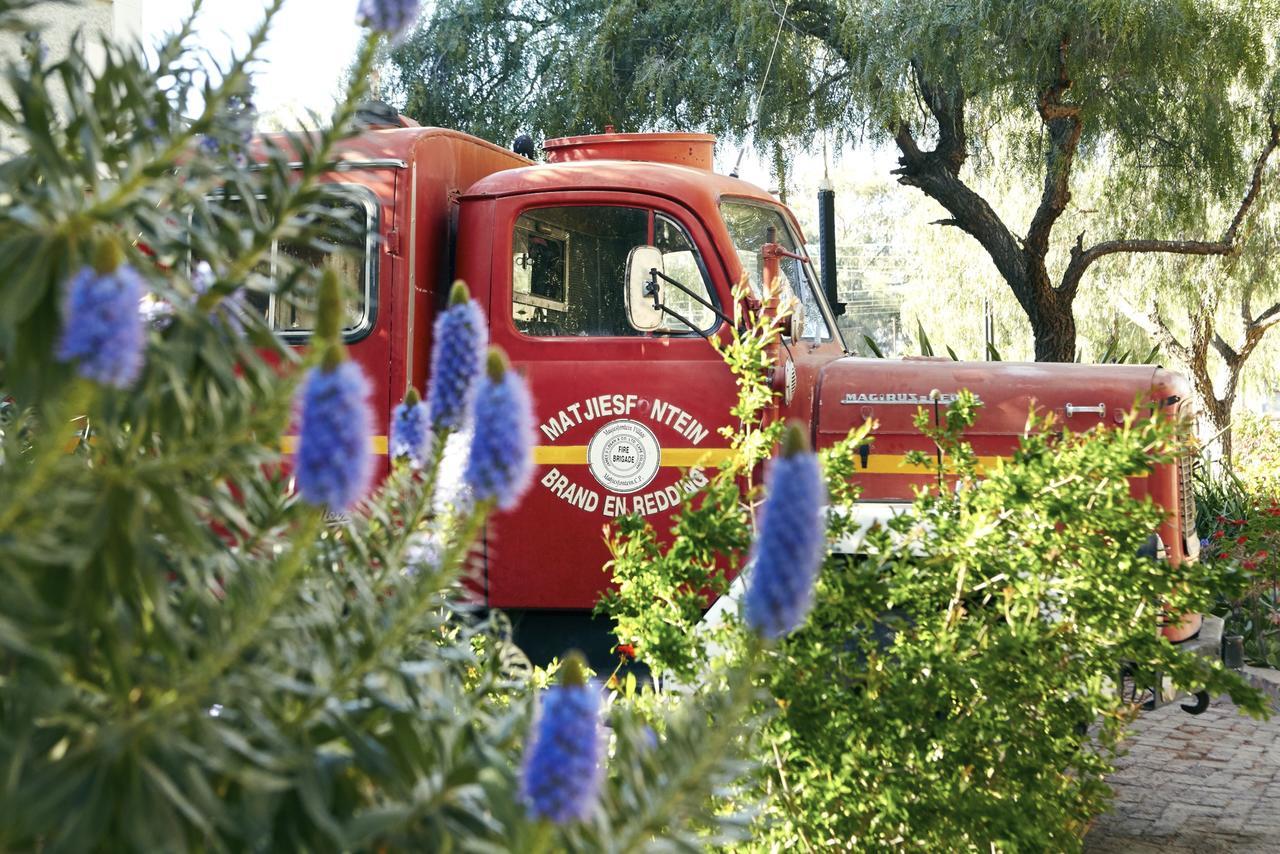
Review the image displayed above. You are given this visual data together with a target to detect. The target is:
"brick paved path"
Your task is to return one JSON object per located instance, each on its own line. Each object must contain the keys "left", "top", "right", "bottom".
{"left": 1085, "top": 696, "right": 1280, "bottom": 853}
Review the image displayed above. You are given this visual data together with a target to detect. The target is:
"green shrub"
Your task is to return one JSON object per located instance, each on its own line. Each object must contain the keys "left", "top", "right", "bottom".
{"left": 601, "top": 320, "right": 1262, "bottom": 851}
{"left": 1233, "top": 412, "right": 1280, "bottom": 495}
{"left": 1199, "top": 412, "right": 1280, "bottom": 666}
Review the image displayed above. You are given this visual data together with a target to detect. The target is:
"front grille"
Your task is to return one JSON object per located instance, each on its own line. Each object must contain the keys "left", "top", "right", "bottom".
{"left": 1177, "top": 450, "right": 1196, "bottom": 545}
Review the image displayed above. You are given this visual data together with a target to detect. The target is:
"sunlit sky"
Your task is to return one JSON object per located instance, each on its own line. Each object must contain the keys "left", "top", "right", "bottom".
{"left": 143, "top": 0, "right": 363, "bottom": 120}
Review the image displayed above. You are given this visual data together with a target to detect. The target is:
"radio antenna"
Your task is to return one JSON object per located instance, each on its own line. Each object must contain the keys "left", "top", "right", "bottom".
{"left": 730, "top": 0, "right": 791, "bottom": 178}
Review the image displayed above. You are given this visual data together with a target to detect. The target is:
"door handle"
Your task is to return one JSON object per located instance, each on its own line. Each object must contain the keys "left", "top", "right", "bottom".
{"left": 1065, "top": 403, "right": 1106, "bottom": 417}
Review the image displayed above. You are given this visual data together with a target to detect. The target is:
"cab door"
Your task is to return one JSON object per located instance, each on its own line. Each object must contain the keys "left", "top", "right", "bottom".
{"left": 482, "top": 192, "right": 738, "bottom": 611}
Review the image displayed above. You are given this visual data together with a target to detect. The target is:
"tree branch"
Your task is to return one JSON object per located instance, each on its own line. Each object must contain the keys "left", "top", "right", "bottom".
{"left": 892, "top": 120, "right": 923, "bottom": 165}
{"left": 888, "top": 63, "right": 1034, "bottom": 314}
{"left": 1117, "top": 296, "right": 1190, "bottom": 364}
{"left": 1211, "top": 332, "right": 1240, "bottom": 367}
{"left": 890, "top": 120, "right": 1029, "bottom": 311}
{"left": 1252, "top": 300, "right": 1280, "bottom": 330}
{"left": 1025, "top": 36, "right": 1083, "bottom": 260}
{"left": 1060, "top": 119, "right": 1280, "bottom": 297}
{"left": 1222, "top": 295, "right": 1280, "bottom": 369}
{"left": 909, "top": 58, "right": 966, "bottom": 174}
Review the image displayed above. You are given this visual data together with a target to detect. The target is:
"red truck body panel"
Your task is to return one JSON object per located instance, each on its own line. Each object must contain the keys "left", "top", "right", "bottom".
{"left": 811, "top": 357, "right": 1197, "bottom": 569}
{"left": 291, "top": 129, "right": 530, "bottom": 479}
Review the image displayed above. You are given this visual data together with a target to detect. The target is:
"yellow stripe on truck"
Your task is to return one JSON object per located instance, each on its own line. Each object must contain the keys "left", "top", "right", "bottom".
{"left": 532, "top": 447, "right": 1005, "bottom": 473}
{"left": 266, "top": 442, "right": 1133, "bottom": 481}
{"left": 533, "top": 446, "right": 737, "bottom": 467}
{"left": 858, "top": 455, "right": 1003, "bottom": 475}
{"left": 282, "top": 435, "right": 389, "bottom": 455}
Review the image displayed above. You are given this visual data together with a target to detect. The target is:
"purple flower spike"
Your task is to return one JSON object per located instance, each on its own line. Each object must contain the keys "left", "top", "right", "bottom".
{"left": 426, "top": 282, "right": 487, "bottom": 431}
{"left": 357, "top": 0, "right": 421, "bottom": 40}
{"left": 390, "top": 387, "right": 430, "bottom": 468}
{"left": 520, "top": 653, "right": 604, "bottom": 824}
{"left": 294, "top": 360, "right": 374, "bottom": 512}
{"left": 56, "top": 256, "right": 147, "bottom": 389}
{"left": 465, "top": 349, "right": 535, "bottom": 511}
{"left": 744, "top": 424, "right": 827, "bottom": 640}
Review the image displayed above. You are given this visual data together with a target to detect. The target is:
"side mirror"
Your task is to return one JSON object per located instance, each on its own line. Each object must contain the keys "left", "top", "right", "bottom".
{"left": 625, "top": 245, "right": 666, "bottom": 332}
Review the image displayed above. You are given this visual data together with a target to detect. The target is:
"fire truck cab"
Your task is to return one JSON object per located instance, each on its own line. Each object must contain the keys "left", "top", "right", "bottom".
{"left": 278, "top": 118, "right": 1201, "bottom": 661}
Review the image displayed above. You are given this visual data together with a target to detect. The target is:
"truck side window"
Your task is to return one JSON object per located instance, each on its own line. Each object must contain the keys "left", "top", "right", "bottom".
{"left": 511, "top": 206, "right": 716, "bottom": 337}
{"left": 210, "top": 188, "right": 376, "bottom": 341}
{"left": 654, "top": 214, "right": 715, "bottom": 330}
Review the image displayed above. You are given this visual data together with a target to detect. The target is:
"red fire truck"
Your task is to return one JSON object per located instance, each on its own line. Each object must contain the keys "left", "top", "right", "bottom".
{"left": 267, "top": 112, "right": 1202, "bottom": 662}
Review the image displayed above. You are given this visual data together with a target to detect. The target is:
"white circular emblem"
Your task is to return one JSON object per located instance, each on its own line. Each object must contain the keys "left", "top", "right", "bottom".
{"left": 586, "top": 419, "right": 661, "bottom": 494}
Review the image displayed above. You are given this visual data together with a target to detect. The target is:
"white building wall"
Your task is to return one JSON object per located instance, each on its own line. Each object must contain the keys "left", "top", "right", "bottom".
{"left": 112, "top": 0, "right": 143, "bottom": 44}
{"left": 0, "top": 1, "right": 143, "bottom": 145}
{"left": 0, "top": 0, "right": 141, "bottom": 64}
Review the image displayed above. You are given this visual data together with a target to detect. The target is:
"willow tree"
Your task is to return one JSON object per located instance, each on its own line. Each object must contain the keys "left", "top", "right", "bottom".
{"left": 382, "top": 0, "right": 1279, "bottom": 361}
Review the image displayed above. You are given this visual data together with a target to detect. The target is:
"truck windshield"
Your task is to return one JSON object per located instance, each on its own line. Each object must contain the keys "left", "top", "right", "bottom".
{"left": 719, "top": 200, "right": 831, "bottom": 341}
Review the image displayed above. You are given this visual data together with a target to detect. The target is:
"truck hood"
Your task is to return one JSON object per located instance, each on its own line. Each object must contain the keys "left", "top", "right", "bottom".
{"left": 814, "top": 356, "right": 1191, "bottom": 447}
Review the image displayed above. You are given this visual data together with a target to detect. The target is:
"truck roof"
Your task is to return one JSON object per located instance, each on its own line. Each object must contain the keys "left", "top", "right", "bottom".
{"left": 320, "top": 126, "right": 781, "bottom": 219}
{"left": 324, "top": 125, "right": 531, "bottom": 171}
{"left": 461, "top": 158, "right": 780, "bottom": 212}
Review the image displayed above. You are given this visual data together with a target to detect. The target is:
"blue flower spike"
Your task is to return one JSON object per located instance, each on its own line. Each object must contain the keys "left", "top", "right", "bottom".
{"left": 427, "top": 281, "right": 488, "bottom": 431}
{"left": 293, "top": 271, "right": 374, "bottom": 512}
{"left": 744, "top": 423, "right": 828, "bottom": 640}
{"left": 56, "top": 239, "right": 147, "bottom": 388}
{"left": 520, "top": 651, "right": 605, "bottom": 824}
{"left": 390, "top": 386, "right": 431, "bottom": 468}
{"left": 294, "top": 360, "right": 374, "bottom": 512}
{"left": 357, "top": 0, "right": 421, "bottom": 41}
{"left": 464, "top": 348, "right": 536, "bottom": 511}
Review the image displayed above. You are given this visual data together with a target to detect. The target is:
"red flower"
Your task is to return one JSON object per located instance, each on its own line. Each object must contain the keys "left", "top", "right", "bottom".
{"left": 1259, "top": 550, "right": 1271, "bottom": 560}
{"left": 1212, "top": 530, "right": 1225, "bottom": 539}
{"left": 616, "top": 643, "right": 636, "bottom": 660}
{"left": 1217, "top": 514, "right": 1228, "bottom": 523}
{"left": 1245, "top": 560, "right": 1259, "bottom": 570}
{"left": 1238, "top": 536, "right": 1249, "bottom": 545}
{"left": 1219, "top": 552, "right": 1231, "bottom": 560}
{"left": 1231, "top": 518, "right": 1246, "bottom": 525}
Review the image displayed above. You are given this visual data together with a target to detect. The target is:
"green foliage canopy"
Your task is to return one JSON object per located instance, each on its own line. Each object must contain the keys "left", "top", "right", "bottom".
{"left": 386, "top": 0, "right": 1272, "bottom": 199}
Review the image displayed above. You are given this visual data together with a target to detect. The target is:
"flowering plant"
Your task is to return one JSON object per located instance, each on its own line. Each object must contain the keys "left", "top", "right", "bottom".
{"left": 0, "top": 3, "right": 763, "bottom": 849}
{"left": 1199, "top": 417, "right": 1280, "bottom": 665}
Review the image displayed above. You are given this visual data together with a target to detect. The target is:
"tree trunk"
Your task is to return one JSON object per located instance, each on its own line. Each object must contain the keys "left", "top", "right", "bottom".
{"left": 1202, "top": 393, "right": 1233, "bottom": 463}
{"left": 1030, "top": 306, "right": 1077, "bottom": 362}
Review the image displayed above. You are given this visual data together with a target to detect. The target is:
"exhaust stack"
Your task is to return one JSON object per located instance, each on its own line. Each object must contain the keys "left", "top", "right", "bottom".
{"left": 817, "top": 178, "right": 845, "bottom": 317}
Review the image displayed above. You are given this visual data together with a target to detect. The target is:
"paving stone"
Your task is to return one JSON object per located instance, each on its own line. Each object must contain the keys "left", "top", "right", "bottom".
{"left": 1085, "top": 695, "right": 1280, "bottom": 853}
